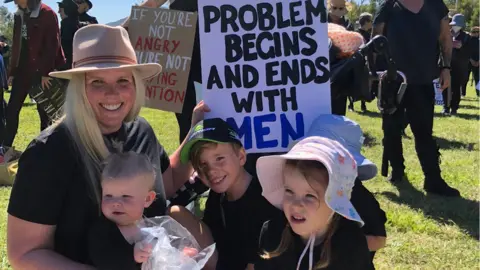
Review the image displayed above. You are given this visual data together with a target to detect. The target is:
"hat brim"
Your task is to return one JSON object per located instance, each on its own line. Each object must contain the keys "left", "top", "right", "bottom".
{"left": 257, "top": 153, "right": 364, "bottom": 226}
{"left": 351, "top": 150, "right": 377, "bottom": 181}
{"left": 180, "top": 138, "right": 224, "bottom": 164}
{"left": 49, "top": 62, "right": 162, "bottom": 80}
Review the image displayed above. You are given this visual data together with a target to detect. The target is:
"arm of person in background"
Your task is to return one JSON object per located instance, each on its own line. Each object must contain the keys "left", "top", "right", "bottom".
{"left": 162, "top": 101, "right": 210, "bottom": 199}
{"left": 438, "top": 16, "right": 452, "bottom": 90}
{"left": 122, "top": 0, "right": 168, "bottom": 28}
{"left": 38, "top": 8, "right": 62, "bottom": 89}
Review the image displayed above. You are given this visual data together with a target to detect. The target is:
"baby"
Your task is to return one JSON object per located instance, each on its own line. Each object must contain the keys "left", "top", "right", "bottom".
{"left": 88, "top": 152, "right": 158, "bottom": 269}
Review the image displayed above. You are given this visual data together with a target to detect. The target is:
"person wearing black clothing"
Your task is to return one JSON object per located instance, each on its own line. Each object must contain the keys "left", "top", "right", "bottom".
{"left": 7, "top": 23, "right": 213, "bottom": 269}
{"left": 180, "top": 118, "right": 284, "bottom": 270}
{"left": 76, "top": 0, "right": 98, "bottom": 24}
{"left": 256, "top": 217, "right": 373, "bottom": 270}
{"left": 349, "top": 12, "right": 373, "bottom": 112}
{"left": 58, "top": 0, "right": 82, "bottom": 70}
{"left": 328, "top": 0, "right": 354, "bottom": 116}
{"left": 373, "top": 0, "right": 460, "bottom": 197}
{"left": 469, "top": 27, "right": 479, "bottom": 96}
{"left": 442, "top": 14, "right": 474, "bottom": 115}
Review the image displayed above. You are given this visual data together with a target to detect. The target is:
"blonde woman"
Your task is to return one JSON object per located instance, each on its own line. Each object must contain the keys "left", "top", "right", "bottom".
{"left": 6, "top": 23, "right": 215, "bottom": 270}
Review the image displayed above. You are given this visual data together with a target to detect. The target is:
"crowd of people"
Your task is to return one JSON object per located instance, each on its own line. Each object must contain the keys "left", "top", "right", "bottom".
{"left": 0, "top": 0, "right": 478, "bottom": 269}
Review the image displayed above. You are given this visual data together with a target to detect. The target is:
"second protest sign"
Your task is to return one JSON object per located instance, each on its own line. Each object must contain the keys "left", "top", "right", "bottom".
{"left": 128, "top": 6, "right": 197, "bottom": 113}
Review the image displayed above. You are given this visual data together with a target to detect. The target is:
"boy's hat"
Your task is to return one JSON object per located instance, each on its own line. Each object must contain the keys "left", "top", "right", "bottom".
{"left": 257, "top": 136, "right": 364, "bottom": 226}
{"left": 180, "top": 118, "right": 241, "bottom": 164}
{"left": 306, "top": 114, "right": 377, "bottom": 181}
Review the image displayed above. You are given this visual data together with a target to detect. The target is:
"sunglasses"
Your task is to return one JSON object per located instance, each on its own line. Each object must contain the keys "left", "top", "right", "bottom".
{"left": 331, "top": 6, "right": 345, "bottom": 11}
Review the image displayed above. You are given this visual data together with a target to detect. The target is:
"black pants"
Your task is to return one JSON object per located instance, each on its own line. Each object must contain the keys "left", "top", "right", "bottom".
{"left": 472, "top": 65, "right": 480, "bottom": 96}
{"left": 331, "top": 95, "right": 347, "bottom": 116}
{"left": 3, "top": 77, "right": 50, "bottom": 147}
{"left": 382, "top": 84, "right": 442, "bottom": 184}
{"left": 442, "top": 73, "right": 463, "bottom": 112}
{"left": 175, "top": 82, "right": 197, "bottom": 143}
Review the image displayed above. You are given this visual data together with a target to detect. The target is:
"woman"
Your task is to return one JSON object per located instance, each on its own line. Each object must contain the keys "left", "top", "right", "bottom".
{"left": 7, "top": 23, "right": 215, "bottom": 270}
{"left": 3, "top": 0, "right": 65, "bottom": 147}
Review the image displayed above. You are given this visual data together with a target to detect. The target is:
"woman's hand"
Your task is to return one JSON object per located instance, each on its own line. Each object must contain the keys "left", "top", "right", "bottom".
{"left": 191, "top": 100, "right": 211, "bottom": 128}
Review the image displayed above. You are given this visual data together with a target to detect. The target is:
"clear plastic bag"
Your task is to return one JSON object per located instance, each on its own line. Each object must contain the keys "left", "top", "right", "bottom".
{"left": 138, "top": 216, "right": 216, "bottom": 270}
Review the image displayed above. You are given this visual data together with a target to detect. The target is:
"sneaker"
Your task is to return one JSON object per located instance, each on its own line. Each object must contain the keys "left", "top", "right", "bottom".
{"left": 424, "top": 180, "right": 460, "bottom": 197}
{"left": 361, "top": 104, "right": 367, "bottom": 112}
{"left": 442, "top": 108, "right": 450, "bottom": 116}
{"left": 451, "top": 110, "right": 457, "bottom": 115}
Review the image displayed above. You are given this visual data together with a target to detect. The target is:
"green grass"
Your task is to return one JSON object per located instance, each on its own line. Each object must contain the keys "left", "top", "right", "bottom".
{"left": 0, "top": 84, "right": 479, "bottom": 269}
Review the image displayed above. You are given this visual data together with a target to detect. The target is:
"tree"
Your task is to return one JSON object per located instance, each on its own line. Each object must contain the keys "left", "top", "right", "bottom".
{"left": 0, "top": 6, "right": 14, "bottom": 41}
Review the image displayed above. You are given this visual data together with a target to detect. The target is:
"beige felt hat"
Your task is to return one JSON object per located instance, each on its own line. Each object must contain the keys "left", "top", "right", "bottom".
{"left": 49, "top": 24, "right": 162, "bottom": 80}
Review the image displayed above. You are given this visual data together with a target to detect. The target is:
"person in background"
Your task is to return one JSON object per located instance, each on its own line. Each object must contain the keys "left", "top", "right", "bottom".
{"left": 58, "top": 0, "right": 82, "bottom": 70}
{"left": 373, "top": 0, "right": 460, "bottom": 197}
{"left": 75, "top": 0, "right": 97, "bottom": 25}
{"left": 2, "top": 0, "right": 66, "bottom": 147}
{"left": 328, "top": 0, "right": 354, "bottom": 116}
{"left": 442, "top": 14, "right": 474, "bottom": 115}
{"left": 57, "top": 1, "right": 67, "bottom": 19}
{"left": 348, "top": 12, "right": 373, "bottom": 113}
{"left": 468, "top": 26, "right": 479, "bottom": 96}
{"left": 328, "top": 0, "right": 353, "bottom": 30}
{"left": 0, "top": 35, "right": 10, "bottom": 74}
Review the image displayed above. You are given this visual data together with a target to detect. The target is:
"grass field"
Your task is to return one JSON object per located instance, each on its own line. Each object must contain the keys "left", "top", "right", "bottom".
{"left": 0, "top": 84, "right": 479, "bottom": 269}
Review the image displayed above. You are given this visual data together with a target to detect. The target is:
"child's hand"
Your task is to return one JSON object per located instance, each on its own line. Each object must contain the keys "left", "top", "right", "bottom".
{"left": 134, "top": 241, "right": 153, "bottom": 263}
{"left": 191, "top": 100, "right": 211, "bottom": 128}
{"left": 182, "top": 247, "right": 198, "bottom": 257}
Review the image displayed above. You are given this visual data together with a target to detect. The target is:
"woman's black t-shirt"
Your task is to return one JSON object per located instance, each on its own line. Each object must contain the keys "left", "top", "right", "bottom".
{"left": 7, "top": 117, "right": 170, "bottom": 265}
{"left": 255, "top": 216, "right": 374, "bottom": 270}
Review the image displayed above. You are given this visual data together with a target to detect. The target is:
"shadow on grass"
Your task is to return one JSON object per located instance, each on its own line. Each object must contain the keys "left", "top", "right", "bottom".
{"left": 459, "top": 104, "right": 479, "bottom": 110}
{"left": 434, "top": 136, "right": 476, "bottom": 151}
{"left": 382, "top": 180, "right": 479, "bottom": 240}
{"left": 363, "top": 131, "right": 379, "bottom": 147}
{"left": 359, "top": 110, "right": 382, "bottom": 118}
{"left": 434, "top": 112, "right": 479, "bottom": 121}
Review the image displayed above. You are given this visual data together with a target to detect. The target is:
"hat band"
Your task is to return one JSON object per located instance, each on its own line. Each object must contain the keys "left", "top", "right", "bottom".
{"left": 73, "top": 56, "right": 137, "bottom": 68}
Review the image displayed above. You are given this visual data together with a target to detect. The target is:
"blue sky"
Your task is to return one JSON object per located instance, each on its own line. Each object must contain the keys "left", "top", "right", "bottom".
{"left": 3, "top": 0, "right": 155, "bottom": 24}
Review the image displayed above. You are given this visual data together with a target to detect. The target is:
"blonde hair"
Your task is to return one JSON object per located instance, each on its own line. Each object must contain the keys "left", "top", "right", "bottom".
{"left": 262, "top": 159, "right": 339, "bottom": 269}
{"left": 50, "top": 69, "right": 146, "bottom": 206}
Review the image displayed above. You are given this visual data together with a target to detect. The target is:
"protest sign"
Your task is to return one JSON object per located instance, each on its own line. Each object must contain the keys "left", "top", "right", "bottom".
{"left": 198, "top": 0, "right": 331, "bottom": 153}
{"left": 128, "top": 6, "right": 197, "bottom": 113}
{"left": 433, "top": 78, "right": 444, "bottom": 106}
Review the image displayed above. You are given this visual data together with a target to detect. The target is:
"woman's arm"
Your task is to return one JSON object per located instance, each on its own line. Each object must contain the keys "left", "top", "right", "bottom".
{"left": 7, "top": 216, "right": 94, "bottom": 270}
{"left": 162, "top": 101, "right": 210, "bottom": 199}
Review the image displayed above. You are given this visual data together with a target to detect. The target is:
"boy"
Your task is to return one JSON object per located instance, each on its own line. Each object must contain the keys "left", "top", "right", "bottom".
{"left": 180, "top": 118, "right": 283, "bottom": 270}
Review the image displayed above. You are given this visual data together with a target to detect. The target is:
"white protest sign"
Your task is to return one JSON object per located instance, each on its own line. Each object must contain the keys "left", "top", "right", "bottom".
{"left": 476, "top": 81, "right": 480, "bottom": 91}
{"left": 433, "top": 78, "right": 444, "bottom": 106}
{"left": 198, "top": 0, "right": 331, "bottom": 153}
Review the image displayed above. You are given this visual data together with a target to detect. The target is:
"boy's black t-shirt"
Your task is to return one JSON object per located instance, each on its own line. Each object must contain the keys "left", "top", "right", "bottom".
{"left": 255, "top": 216, "right": 374, "bottom": 270}
{"left": 88, "top": 216, "right": 141, "bottom": 270}
{"left": 7, "top": 117, "right": 170, "bottom": 265}
{"left": 373, "top": 0, "right": 449, "bottom": 85}
{"left": 202, "top": 177, "right": 284, "bottom": 270}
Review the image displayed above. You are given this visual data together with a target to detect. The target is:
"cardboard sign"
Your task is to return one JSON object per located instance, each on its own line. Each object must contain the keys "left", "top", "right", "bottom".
{"left": 128, "top": 7, "right": 198, "bottom": 113}
{"left": 30, "top": 78, "right": 68, "bottom": 120}
{"left": 198, "top": 0, "right": 331, "bottom": 153}
{"left": 433, "top": 78, "right": 444, "bottom": 106}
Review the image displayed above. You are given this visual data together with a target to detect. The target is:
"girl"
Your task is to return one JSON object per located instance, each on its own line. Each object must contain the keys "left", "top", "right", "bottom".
{"left": 254, "top": 137, "right": 373, "bottom": 269}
